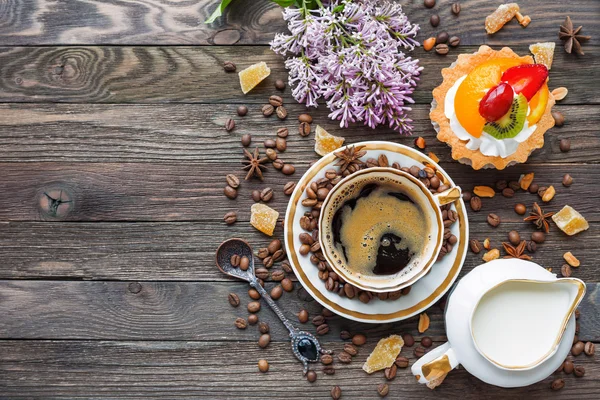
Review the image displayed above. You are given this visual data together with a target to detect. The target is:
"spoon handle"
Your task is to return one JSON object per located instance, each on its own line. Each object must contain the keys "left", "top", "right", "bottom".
{"left": 250, "top": 278, "right": 297, "bottom": 335}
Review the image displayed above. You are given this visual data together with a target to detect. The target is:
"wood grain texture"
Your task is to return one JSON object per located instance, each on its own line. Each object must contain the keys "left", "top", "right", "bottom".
{"left": 0, "top": 221, "right": 597, "bottom": 281}
{"left": 0, "top": 339, "right": 599, "bottom": 399}
{"left": 0, "top": 161, "right": 598, "bottom": 222}
{"left": 0, "top": 45, "right": 597, "bottom": 104}
{"left": 0, "top": 280, "right": 598, "bottom": 342}
{"left": 0, "top": 103, "right": 597, "bottom": 163}
{"left": 0, "top": 0, "right": 598, "bottom": 46}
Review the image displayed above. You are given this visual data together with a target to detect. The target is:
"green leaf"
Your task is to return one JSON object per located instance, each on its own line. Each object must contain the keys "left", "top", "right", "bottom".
{"left": 205, "top": 0, "right": 234, "bottom": 24}
{"left": 271, "top": 0, "right": 296, "bottom": 6}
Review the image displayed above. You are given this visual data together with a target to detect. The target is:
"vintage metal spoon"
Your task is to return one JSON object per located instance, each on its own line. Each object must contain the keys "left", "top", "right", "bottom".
{"left": 216, "top": 238, "right": 331, "bottom": 374}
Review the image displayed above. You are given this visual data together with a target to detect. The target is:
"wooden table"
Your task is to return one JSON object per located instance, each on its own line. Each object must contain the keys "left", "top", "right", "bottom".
{"left": 0, "top": 0, "right": 598, "bottom": 398}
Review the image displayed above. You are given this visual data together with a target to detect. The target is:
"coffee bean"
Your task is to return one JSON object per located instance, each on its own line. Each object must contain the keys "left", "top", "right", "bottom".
{"left": 281, "top": 278, "right": 294, "bottom": 292}
{"left": 584, "top": 341, "right": 595, "bottom": 356}
{"left": 414, "top": 346, "right": 425, "bottom": 357}
{"left": 258, "top": 359, "right": 269, "bottom": 372}
{"left": 272, "top": 159, "right": 284, "bottom": 170}
{"left": 227, "top": 293, "right": 240, "bottom": 307}
{"left": 258, "top": 321, "right": 270, "bottom": 334}
{"left": 562, "top": 174, "right": 573, "bottom": 187}
{"left": 275, "top": 79, "right": 286, "bottom": 91}
{"left": 258, "top": 333, "right": 271, "bottom": 348}
{"left": 299, "top": 122, "right": 311, "bottom": 137}
{"left": 331, "top": 385, "right": 342, "bottom": 400}
{"left": 323, "top": 366, "right": 336, "bottom": 375}
{"left": 402, "top": 333, "right": 415, "bottom": 347}
{"left": 276, "top": 137, "right": 287, "bottom": 152}
{"left": 277, "top": 127, "right": 289, "bottom": 138}
{"left": 321, "top": 354, "right": 333, "bottom": 365}
{"left": 551, "top": 378, "right": 565, "bottom": 391}
{"left": 223, "top": 211, "right": 237, "bottom": 225}
{"left": 226, "top": 174, "right": 240, "bottom": 189}
{"left": 377, "top": 383, "right": 389, "bottom": 397}
{"left": 268, "top": 95, "right": 283, "bottom": 107}
{"left": 248, "top": 301, "right": 261, "bottom": 313}
{"left": 234, "top": 317, "right": 247, "bottom": 329}
{"left": 262, "top": 104, "right": 274, "bottom": 117}
{"left": 561, "top": 263, "right": 572, "bottom": 277}
{"left": 395, "top": 356, "right": 409, "bottom": 368}
{"left": 559, "top": 138, "right": 571, "bottom": 152}
{"left": 506, "top": 231, "right": 520, "bottom": 246}
{"left": 282, "top": 164, "right": 296, "bottom": 175}
{"left": 223, "top": 61, "right": 236, "bottom": 72}
{"left": 225, "top": 118, "right": 235, "bottom": 132}
{"left": 316, "top": 324, "right": 330, "bottom": 335}
{"left": 494, "top": 180, "right": 507, "bottom": 190}
{"left": 259, "top": 187, "right": 273, "bottom": 203}
{"left": 430, "top": 14, "right": 440, "bottom": 27}
{"left": 421, "top": 337, "right": 433, "bottom": 348}
{"left": 462, "top": 190, "right": 472, "bottom": 201}
{"left": 237, "top": 256, "right": 249, "bottom": 271}
{"left": 224, "top": 186, "right": 237, "bottom": 199}
{"left": 312, "top": 315, "right": 325, "bottom": 326}
{"left": 574, "top": 365, "right": 585, "bottom": 377}
{"left": 508, "top": 181, "right": 520, "bottom": 192}
{"left": 348, "top": 334, "right": 366, "bottom": 347}
{"left": 529, "top": 183, "right": 539, "bottom": 194}
{"left": 241, "top": 133, "right": 252, "bottom": 147}
{"left": 276, "top": 106, "right": 288, "bottom": 120}
{"left": 487, "top": 213, "right": 501, "bottom": 227}
{"left": 248, "top": 314, "right": 258, "bottom": 325}
{"left": 537, "top": 186, "right": 547, "bottom": 197}
{"left": 248, "top": 288, "right": 261, "bottom": 300}
{"left": 230, "top": 254, "right": 241, "bottom": 267}
{"left": 284, "top": 181, "right": 296, "bottom": 195}
{"left": 265, "top": 239, "right": 280, "bottom": 254}
{"left": 424, "top": 0, "right": 435, "bottom": 8}
{"left": 514, "top": 203, "right": 526, "bottom": 215}
{"left": 435, "top": 43, "right": 448, "bottom": 55}
{"left": 264, "top": 139, "right": 276, "bottom": 149}
{"left": 306, "top": 370, "right": 317, "bottom": 383}
{"left": 564, "top": 360, "right": 574, "bottom": 374}
{"left": 294, "top": 309, "right": 308, "bottom": 324}
{"left": 470, "top": 196, "right": 482, "bottom": 212}
{"left": 451, "top": 2, "right": 461, "bottom": 15}
{"left": 262, "top": 256, "right": 274, "bottom": 268}
{"left": 436, "top": 31, "right": 449, "bottom": 44}
{"left": 552, "top": 111, "right": 565, "bottom": 126}
{"left": 237, "top": 105, "right": 248, "bottom": 116}
{"left": 298, "top": 114, "right": 313, "bottom": 123}
{"left": 269, "top": 285, "right": 283, "bottom": 300}
{"left": 572, "top": 341, "right": 585, "bottom": 356}
{"left": 257, "top": 247, "right": 269, "bottom": 259}
{"left": 344, "top": 343, "right": 358, "bottom": 356}
{"left": 448, "top": 36, "right": 461, "bottom": 48}
{"left": 340, "top": 330, "right": 351, "bottom": 340}
{"left": 264, "top": 148, "right": 276, "bottom": 161}
{"left": 385, "top": 364, "right": 397, "bottom": 380}
{"left": 502, "top": 188, "right": 515, "bottom": 198}
{"left": 531, "top": 231, "right": 546, "bottom": 244}
{"left": 338, "top": 352, "right": 352, "bottom": 363}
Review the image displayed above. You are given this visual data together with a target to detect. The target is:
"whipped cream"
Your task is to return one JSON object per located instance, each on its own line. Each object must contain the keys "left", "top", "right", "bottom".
{"left": 444, "top": 75, "right": 536, "bottom": 158}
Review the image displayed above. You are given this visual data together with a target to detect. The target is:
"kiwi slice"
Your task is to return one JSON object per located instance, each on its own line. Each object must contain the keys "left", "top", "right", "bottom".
{"left": 483, "top": 94, "right": 527, "bottom": 139}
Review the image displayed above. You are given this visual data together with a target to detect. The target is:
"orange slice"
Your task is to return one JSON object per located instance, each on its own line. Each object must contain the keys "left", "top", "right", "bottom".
{"left": 454, "top": 58, "right": 525, "bottom": 138}
{"left": 527, "top": 83, "right": 549, "bottom": 125}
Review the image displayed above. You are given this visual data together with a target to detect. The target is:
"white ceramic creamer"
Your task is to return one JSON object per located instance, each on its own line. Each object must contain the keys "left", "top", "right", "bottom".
{"left": 412, "top": 259, "right": 585, "bottom": 388}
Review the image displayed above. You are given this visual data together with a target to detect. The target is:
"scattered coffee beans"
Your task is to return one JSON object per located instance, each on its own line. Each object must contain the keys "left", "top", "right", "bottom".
{"left": 298, "top": 309, "right": 309, "bottom": 323}
{"left": 223, "top": 61, "right": 236, "bottom": 72}
{"left": 551, "top": 378, "right": 565, "bottom": 391}
{"left": 561, "top": 264, "right": 572, "bottom": 277}
{"left": 340, "top": 330, "right": 351, "bottom": 340}
{"left": 237, "top": 105, "right": 248, "bottom": 116}
{"left": 344, "top": 343, "right": 358, "bottom": 356}
{"left": 508, "top": 231, "right": 521, "bottom": 246}
{"left": 275, "top": 79, "right": 286, "bottom": 91}
{"left": 448, "top": 36, "right": 460, "bottom": 47}
{"left": 584, "top": 342, "right": 595, "bottom": 356}
{"left": 231, "top": 254, "right": 241, "bottom": 267}
{"left": 248, "top": 301, "right": 261, "bottom": 313}
{"left": 281, "top": 278, "right": 294, "bottom": 292}
{"left": 562, "top": 174, "right": 573, "bottom": 187}
{"left": 436, "top": 31, "right": 449, "bottom": 44}
{"left": 377, "top": 383, "right": 389, "bottom": 397}
{"left": 414, "top": 346, "right": 425, "bottom": 357}
{"left": 299, "top": 121, "right": 311, "bottom": 136}
{"left": 258, "top": 321, "right": 270, "bottom": 334}
{"left": 502, "top": 188, "right": 515, "bottom": 198}
{"left": 306, "top": 370, "right": 317, "bottom": 382}
{"left": 228, "top": 293, "right": 240, "bottom": 307}
{"left": 451, "top": 2, "right": 461, "bottom": 15}
{"left": 531, "top": 231, "right": 546, "bottom": 244}
{"left": 321, "top": 354, "right": 333, "bottom": 365}
{"left": 248, "top": 288, "right": 261, "bottom": 300}
{"left": 225, "top": 118, "right": 235, "bottom": 132}
{"left": 430, "top": 14, "right": 440, "bottom": 27}
{"left": 262, "top": 104, "right": 274, "bottom": 117}
{"left": 258, "top": 359, "right": 269, "bottom": 372}
{"left": 323, "top": 365, "right": 336, "bottom": 375}
{"left": 224, "top": 186, "right": 238, "bottom": 199}
{"left": 487, "top": 213, "right": 501, "bottom": 227}
{"left": 564, "top": 360, "right": 574, "bottom": 374}
{"left": 572, "top": 341, "right": 585, "bottom": 356}
{"left": 552, "top": 111, "right": 565, "bottom": 126}
{"left": 248, "top": 313, "right": 258, "bottom": 325}
{"left": 559, "top": 138, "right": 571, "bottom": 152}
{"left": 224, "top": 211, "right": 237, "bottom": 225}
{"left": 276, "top": 106, "right": 288, "bottom": 120}
{"left": 316, "top": 324, "right": 330, "bottom": 335}
{"left": 282, "top": 164, "right": 296, "bottom": 175}
{"left": 234, "top": 317, "right": 247, "bottom": 329}
{"left": 241, "top": 133, "right": 251, "bottom": 147}
{"left": 421, "top": 337, "right": 433, "bottom": 348}
{"left": 514, "top": 203, "right": 527, "bottom": 215}
{"left": 395, "top": 356, "right": 409, "bottom": 368}
{"left": 352, "top": 334, "right": 367, "bottom": 346}
{"left": 384, "top": 364, "right": 397, "bottom": 380}
{"left": 435, "top": 43, "right": 449, "bottom": 55}
{"left": 338, "top": 352, "right": 352, "bottom": 363}
{"left": 331, "top": 386, "right": 342, "bottom": 400}
{"left": 402, "top": 333, "right": 415, "bottom": 347}
{"left": 470, "top": 196, "right": 482, "bottom": 212}
{"left": 284, "top": 181, "right": 296, "bottom": 195}
{"left": 574, "top": 365, "right": 585, "bottom": 377}
{"left": 270, "top": 285, "right": 283, "bottom": 300}
{"left": 258, "top": 333, "right": 271, "bottom": 348}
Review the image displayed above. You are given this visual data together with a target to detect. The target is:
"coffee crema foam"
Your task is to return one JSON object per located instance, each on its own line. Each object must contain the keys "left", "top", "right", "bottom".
{"left": 323, "top": 175, "right": 431, "bottom": 280}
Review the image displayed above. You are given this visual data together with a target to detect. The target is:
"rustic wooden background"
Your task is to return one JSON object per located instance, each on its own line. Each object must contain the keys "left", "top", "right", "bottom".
{"left": 0, "top": 0, "right": 598, "bottom": 398}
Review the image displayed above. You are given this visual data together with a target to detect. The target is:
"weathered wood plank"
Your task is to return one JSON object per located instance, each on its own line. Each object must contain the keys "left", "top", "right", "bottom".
{"left": 0, "top": 45, "right": 597, "bottom": 104}
{"left": 0, "top": 221, "right": 596, "bottom": 281}
{"left": 0, "top": 103, "right": 597, "bottom": 164}
{"left": 0, "top": 280, "right": 597, "bottom": 342}
{"left": 0, "top": 340, "right": 599, "bottom": 399}
{"left": 0, "top": 0, "right": 598, "bottom": 46}
{"left": 0, "top": 162, "right": 598, "bottom": 222}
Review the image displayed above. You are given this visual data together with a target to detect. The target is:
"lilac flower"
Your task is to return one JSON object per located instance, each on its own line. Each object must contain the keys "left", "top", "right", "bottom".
{"left": 271, "top": 0, "right": 422, "bottom": 134}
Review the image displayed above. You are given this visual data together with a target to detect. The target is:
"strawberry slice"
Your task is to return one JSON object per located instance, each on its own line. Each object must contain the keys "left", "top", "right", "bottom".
{"left": 501, "top": 64, "right": 548, "bottom": 101}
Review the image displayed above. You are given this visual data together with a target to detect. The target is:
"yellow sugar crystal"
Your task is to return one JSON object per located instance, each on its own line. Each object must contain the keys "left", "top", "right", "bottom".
{"left": 530, "top": 42, "right": 555, "bottom": 70}
{"left": 552, "top": 205, "right": 589, "bottom": 236}
{"left": 485, "top": 3, "right": 520, "bottom": 34}
{"left": 362, "top": 334, "right": 404, "bottom": 374}
{"left": 239, "top": 62, "right": 271, "bottom": 94}
{"left": 314, "top": 125, "right": 345, "bottom": 156}
{"left": 250, "top": 203, "right": 279, "bottom": 236}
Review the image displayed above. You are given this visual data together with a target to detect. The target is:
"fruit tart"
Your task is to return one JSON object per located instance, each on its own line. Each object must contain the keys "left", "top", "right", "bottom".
{"left": 431, "top": 45, "right": 556, "bottom": 169}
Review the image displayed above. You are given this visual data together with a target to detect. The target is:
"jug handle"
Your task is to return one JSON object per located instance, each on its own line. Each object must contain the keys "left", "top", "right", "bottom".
{"left": 411, "top": 342, "right": 459, "bottom": 385}
{"left": 433, "top": 187, "right": 461, "bottom": 207}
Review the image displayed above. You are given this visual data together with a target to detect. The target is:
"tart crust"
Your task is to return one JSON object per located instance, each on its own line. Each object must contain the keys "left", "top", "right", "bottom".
{"left": 431, "top": 45, "right": 556, "bottom": 170}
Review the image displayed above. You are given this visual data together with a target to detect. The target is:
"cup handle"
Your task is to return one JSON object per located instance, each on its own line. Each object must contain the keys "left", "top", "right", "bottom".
{"left": 411, "top": 342, "right": 459, "bottom": 384}
{"left": 433, "top": 186, "right": 461, "bottom": 206}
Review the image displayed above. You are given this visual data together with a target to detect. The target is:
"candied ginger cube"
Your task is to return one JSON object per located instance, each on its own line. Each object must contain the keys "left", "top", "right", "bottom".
{"left": 530, "top": 42, "right": 555, "bottom": 70}
{"left": 314, "top": 125, "right": 345, "bottom": 156}
{"left": 485, "top": 3, "right": 520, "bottom": 34}
{"left": 239, "top": 62, "right": 271, "bottom": 94}
{"left": 250, "top": 203, "right": 279, "bottom": 236}
{"left": 362, "top": 334, "right": 404, "bottom": 374}
{"left": 552, "top": 205, "right": 589, "bottom": 236}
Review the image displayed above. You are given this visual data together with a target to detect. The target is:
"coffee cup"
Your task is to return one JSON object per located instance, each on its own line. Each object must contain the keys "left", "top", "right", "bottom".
{"left": 318, "top": 167, "right": 461, "bottom": 293}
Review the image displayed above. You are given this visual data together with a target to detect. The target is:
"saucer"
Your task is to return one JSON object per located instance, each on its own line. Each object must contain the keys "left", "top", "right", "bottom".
{"left": 284, "top": 141, "right": 469, "bottom": 323}
{"left": 444, "top": 259, "right": 575, "bottom": 387}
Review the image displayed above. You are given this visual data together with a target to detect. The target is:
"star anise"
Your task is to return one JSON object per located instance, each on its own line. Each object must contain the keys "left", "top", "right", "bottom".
{"left": 242, "top": 147, "right": 269, "bottom": 181}
{"left": 524, "top": 202, "right": 554, "bottom": 233}
{"left": 502, "top": 241, "right": 532, "bottom": 260}
{"left": 559, "top": 16, "right": 591, "bottom": 55}
{"left": 334, "top": 145, "right": 367, "bottom": 173}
